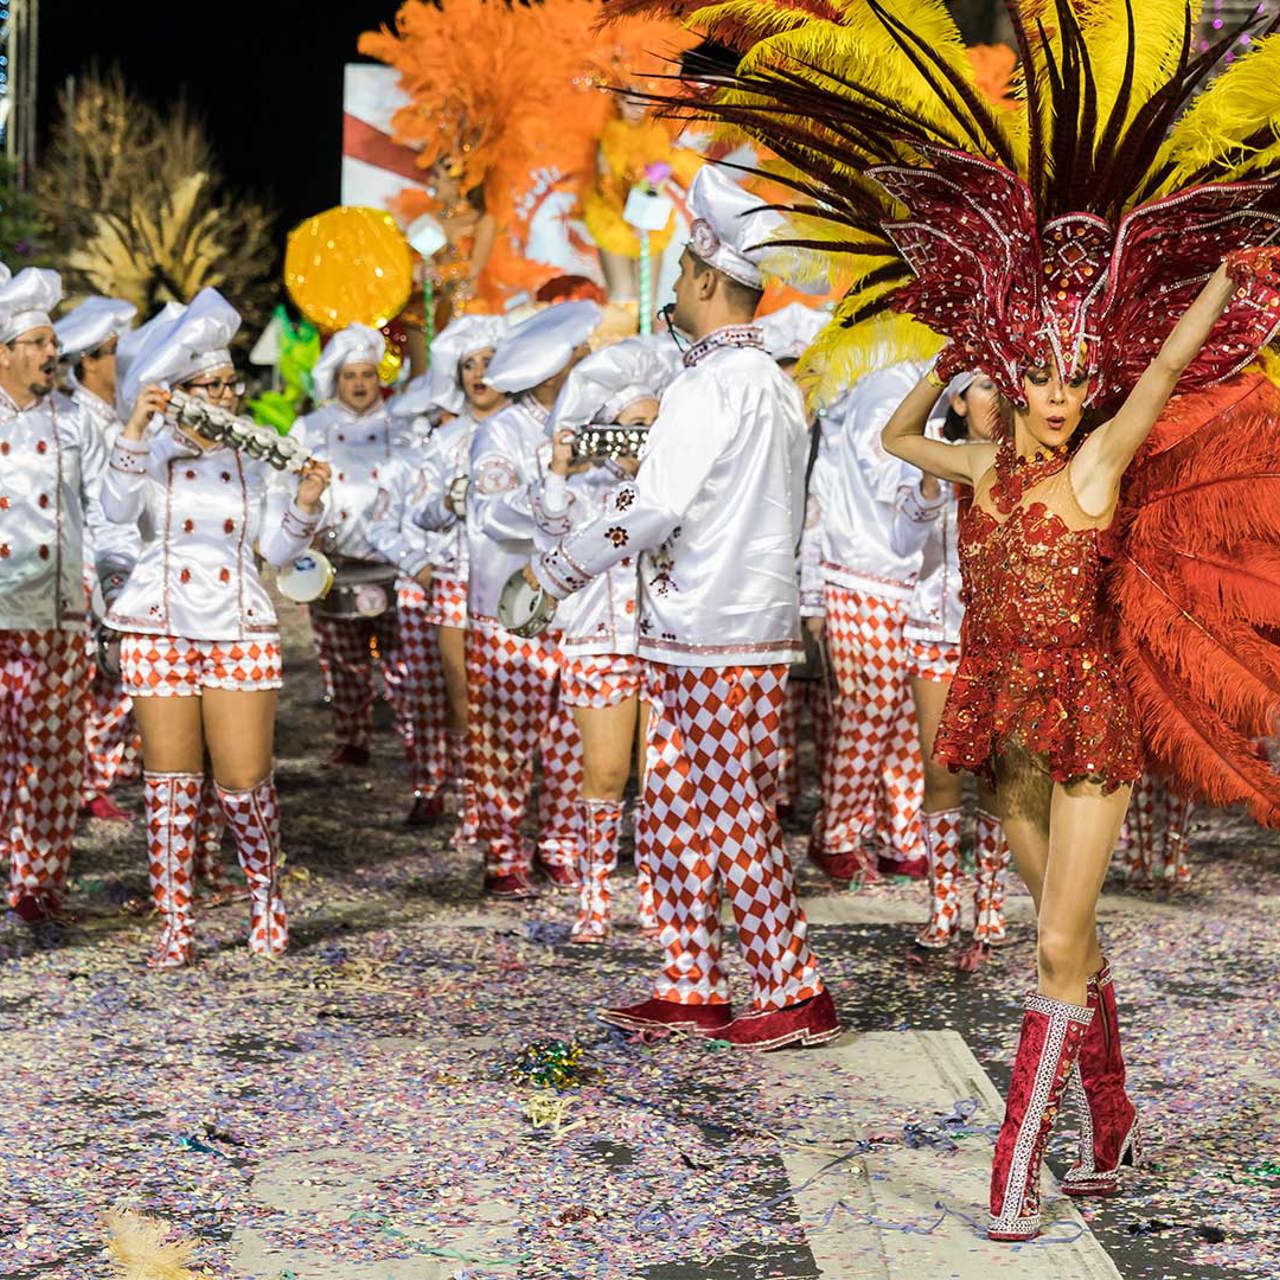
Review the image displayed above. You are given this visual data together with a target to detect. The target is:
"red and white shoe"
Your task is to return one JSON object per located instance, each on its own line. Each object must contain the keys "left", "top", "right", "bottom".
{"left": 484, "top": 871, "right": 540, "bottom": 900}
{"left": 710, "top": 990, "right": 842, "bottom": 1052}
{"left": 536, "top": 853, "right": 580, "bottom": 892}
{"left": 808, "top": 838, "right": 881, "bottom": 886}
{"left": 596, "top": 997, "right": 734, "bottom": 1034}
{"left": 877, "top": 852, "right": 929, "bottom": 880}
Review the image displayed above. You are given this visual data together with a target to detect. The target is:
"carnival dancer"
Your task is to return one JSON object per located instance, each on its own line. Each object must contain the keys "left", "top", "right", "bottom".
{"left": 526, "top": 168, "right": 839, "bottom": 1049}
{"left": 103, "top": 288, "right": 330, "bottom": 966}
{"left": 803, "top": 360, "right": 931, "bottom": 883}
{"left": 757, "top": 302, "right": 830, "bottom": 823}
{"left": 409, "top": 315, "right": 509, "bottom": 844}
{"left": 888, "top": 373, "right": 1013, "bottom": 955}
{"left": 290, "top": 325, "right": 398, "bottom": 768}
{"left": 55, "top": 295, "right": 142, "bottom": 824}
{"left": 0, "top": 267, "right": 108, "bottom": 922}
{"left": 531, "top": 338, "right": 679, "bottom": 941}
{"left": 465, "top": 302, "right": 599, "bottom": 897}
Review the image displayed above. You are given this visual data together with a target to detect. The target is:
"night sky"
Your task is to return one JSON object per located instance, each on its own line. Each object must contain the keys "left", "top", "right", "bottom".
{"left": 37, "top": 0, "right": 403, "bottom": 236}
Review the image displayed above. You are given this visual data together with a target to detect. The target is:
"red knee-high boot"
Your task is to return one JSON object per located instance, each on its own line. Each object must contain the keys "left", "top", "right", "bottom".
{"left": 216, "top": 775, "right": 288, "bottom": 957}
{"left": 988, "top": 993, "right": 1093, "bottom": 1240}
{"left": 1062, "top": 959, "right": 1142, "bottom": 1196}
{"left": 571, "top": 799, "right": 621, "bottom": 944}
{"left": 143, "top": 771, "right": 199, "bottom": 969}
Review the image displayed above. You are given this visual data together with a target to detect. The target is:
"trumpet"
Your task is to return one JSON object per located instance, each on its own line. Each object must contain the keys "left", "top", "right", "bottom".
{"left": 167, "top": 389, "right": 309, "bottom": 473}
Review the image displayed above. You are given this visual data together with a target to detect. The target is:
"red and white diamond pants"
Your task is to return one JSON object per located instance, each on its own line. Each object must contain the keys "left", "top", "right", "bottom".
{"left": 82, "top": 659, "right": 141, "bottom": 803}
{"left": 816, "top": 585, "right": 925, "bottom": 865}
{"left": 309, "top": 611, "right": 399, "bottom": 753}
{"left": 1119, "top": 773, "right": 1194, "bottom": 885}
{"left": 778, "top": 676, "right": 831, "bottom": 811}
{"left": 391, "top": 586, "right": 450, "bottom": 799}
{"left": 465, "top": 624, "right": 583, "bottom": 877}
{"left": 643, "top": 662, "right": 825, "bottom": 1011}
{"left": 2, "top": 629, "right": 90, "bottom": 908}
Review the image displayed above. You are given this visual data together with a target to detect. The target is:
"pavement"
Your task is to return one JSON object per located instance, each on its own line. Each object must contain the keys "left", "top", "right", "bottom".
{"left": 2, "top": 600, "right": 1276, "bottom": 1279}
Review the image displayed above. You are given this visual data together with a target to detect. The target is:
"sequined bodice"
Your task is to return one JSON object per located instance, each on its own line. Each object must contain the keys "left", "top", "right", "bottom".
{"left": 960, "top": 500, "right": 1105, "bottom": 649}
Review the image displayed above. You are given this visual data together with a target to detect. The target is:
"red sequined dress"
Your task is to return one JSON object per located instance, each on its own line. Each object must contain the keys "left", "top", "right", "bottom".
{"left": 934, "top": 445, "right": 1142, "bottom": 790}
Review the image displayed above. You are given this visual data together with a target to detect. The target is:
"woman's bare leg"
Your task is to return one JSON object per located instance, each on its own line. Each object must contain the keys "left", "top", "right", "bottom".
{"left": 574, "top": 697, "right": 640, "bottom": 800}
{"left": 132, "top": 695, "right": 205, "bottom": 773}
{"left": 201, "top": 689, "right": 277, "bottom": 789}
{"left": 993, "top": 747, "right": 1051, "bottom": 910}
{"left": 437, "top": 625, "right": 468, "bottom": 732}
{"left": 910, "top": 675, "right": 964, "bottom": 812}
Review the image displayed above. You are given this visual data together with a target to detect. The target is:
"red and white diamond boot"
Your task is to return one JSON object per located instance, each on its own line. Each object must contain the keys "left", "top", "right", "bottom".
{"left": 987, "top": 992, "right": 1093, "bottom": 1240}
{"left": 142, "top": 771, "right": 199, "bottom": 969}
{"left": 194, "top": 774, "right": 243, "bottom": 904}
{"left": 1156, "top": 791, "right": 1194, "bottom": 888}
{"left": 1062, "top": 959, "right": 1143, "bottom": 1196}
{"left": 915, "top": 808, "right": 963, "bottom": 948}
{"left": 571, "top": 799, "right": 621, "bottom": 944}
{"left": 217, "top": 775, "right": 288, "bottom": 957}
{"left": 1120, "top": 776, "right": 1156, "bottom": 884}
{"left": 973, "top": 809, "right": 1013, "bottom": 946}
{"left": 631, "top": 800, "right": 661, "bottom": 938}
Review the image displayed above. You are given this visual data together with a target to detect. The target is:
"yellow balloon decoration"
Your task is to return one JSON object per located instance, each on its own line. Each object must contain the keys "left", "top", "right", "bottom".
{"left": 285, "top": 206, "right": 413, "bottom": 332}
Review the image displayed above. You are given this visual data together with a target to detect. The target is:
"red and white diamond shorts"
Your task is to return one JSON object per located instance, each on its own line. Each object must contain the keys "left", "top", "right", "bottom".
{"left": 559, "top": 652, "right": 646, "bottom": 709}
{"left": 427, "top": 576, "right": 468, "bottom": 629}
{"left": 120, "top": 634, "right": 284, "bottom": 698}
{"left": 907, "top": 637, "right": 961, "bottom": 683}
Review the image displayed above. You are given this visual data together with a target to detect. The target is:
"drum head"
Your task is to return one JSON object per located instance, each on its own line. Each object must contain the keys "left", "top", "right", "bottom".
{"left": 278, "top": 552, "right": 336, "bottom": 604}
{"left": 498, "top": 569, "right": 554, "bottom": 637}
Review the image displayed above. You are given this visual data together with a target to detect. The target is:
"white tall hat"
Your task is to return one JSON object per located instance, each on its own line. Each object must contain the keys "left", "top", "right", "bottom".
{"left": 550, "top": 335, "right": 683, "bottom": 431}
{"left": 115, "top": 302, "right": 187, "bottom": 414}
{"left": 484, "top": 301, "right": 603, "bottom": 395}
{"left": 54, "top": 296, "right": 138, "bottom": 361}
{"left": 422, "top": 313, "right": 509, "bottom": 414}
{"left": 685, "top": 167, "right": 784, "bottom": 290}
{"left": 389, "top": 373, "right": 439, "bottom": 420}
{"left": 756, "top": 302, "right": 828, "bottom": 363}
{"left": 121, "top": 288, "right": 240, "bottom": 409}
{"left": 0, "top": 268, "right": 63, "bottom": 343}
{"left": 311, "top": 323, "right": 386, "bottom": 402}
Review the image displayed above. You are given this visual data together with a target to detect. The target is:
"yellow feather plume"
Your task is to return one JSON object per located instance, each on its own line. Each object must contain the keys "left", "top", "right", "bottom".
{"left": 104, "top": 1210, "right": 197, "bottom": 1280}
{"left": 1155, "top": 31, "right": 1280, "bottom": 192}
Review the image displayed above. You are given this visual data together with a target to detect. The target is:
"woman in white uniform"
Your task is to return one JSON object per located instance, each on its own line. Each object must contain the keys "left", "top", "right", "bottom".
{"left": 102, "top": 289, "right": 331, "bottom": 968}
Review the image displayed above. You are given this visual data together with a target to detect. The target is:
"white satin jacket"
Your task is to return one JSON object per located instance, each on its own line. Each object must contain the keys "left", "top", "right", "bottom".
{"left": 101, "top": 423, "right": 318, "bottom": 641}
{"left": 467, "top": 396, "right": 562, "bottom": 627}
{"left": 801, "top": 361, "right": 928, "bottom": 605}
{"left": 533, "top": 331, "right": 807, "bottom": 668}
{"left": 413, "top": 411, "right": 481, "bottom": 586}
{"left": 0, "top": 388, "right": 108, "bottom": 632}
{"left": 534, "top": 464, "right": 639, "bottom": 658}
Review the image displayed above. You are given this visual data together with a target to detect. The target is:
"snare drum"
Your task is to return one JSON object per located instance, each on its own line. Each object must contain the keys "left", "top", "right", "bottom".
{"left": 317, "top": 560, "right": 400, "bottom": 621}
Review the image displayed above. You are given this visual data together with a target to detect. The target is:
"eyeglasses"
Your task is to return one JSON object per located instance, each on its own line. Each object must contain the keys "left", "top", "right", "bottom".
{"left": 10, "top": 335, "right": 61, "bottom": 353}
{"left": 186, "top": 378, "right": 246, "bottom": 397}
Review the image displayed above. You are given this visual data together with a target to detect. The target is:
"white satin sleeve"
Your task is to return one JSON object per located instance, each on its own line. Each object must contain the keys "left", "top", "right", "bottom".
{"left": 889, "top": 478, "right": 948, "bottom": 559}
{"left": 258, "top": 474, "right": 323, "bottom": 568}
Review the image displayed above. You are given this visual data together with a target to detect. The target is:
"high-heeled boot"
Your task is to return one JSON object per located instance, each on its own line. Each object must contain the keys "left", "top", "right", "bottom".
{"left": 973, "top": 809, "right": 1012, "bottom": 945}
{"left": 1062, "top": 959, "right": 1142, "bottom": 1196}
{"left": 571, "top": 799, "right": 621, "bottom": 944}
{"left": 988, "top": 992, "right": 1093, "bottom": 1240}
{"left": 216, "top": 775, "right": 288, "bottom": 956}
{"left": 915, "top": 807, "right": 963, "bottom": 948}
{"left": 143, "top": 771, "right": 200, "bottom": 969}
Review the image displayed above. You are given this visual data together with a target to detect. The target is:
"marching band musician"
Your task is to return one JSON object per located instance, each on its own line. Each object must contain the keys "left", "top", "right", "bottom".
{"left": 531, "top": 338, "right": 679, "bottom": 942}
{"left": 289, "top": 324, "right": 398, "bottom": 768}
{"left": 527, "top": 169, "right": 839, "bottom": 1050}
{"left": 102, "top": 288, "right": 331, "bottom": 967}
{"left": 55, "top": 295, "right": 142, "bottom": 825}
{"left": 464, "top": 302, "right": 599, "bottom": 898}
{"left": 402, "top": 315, "right": 509, "bottom": 842}
{"left": 0, "top": 267, "right": 109, "bottom": 923}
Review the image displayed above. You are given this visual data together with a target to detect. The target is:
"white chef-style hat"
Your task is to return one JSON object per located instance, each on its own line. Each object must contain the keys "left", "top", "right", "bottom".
{"left": 310, "top": 323, "right": 386, "bottom": 403}
{"left": 388, "top": 372, "right": 447, "bottom": 422}
{"left": 484, "top": 301, "right": 602, "bottom": 395}
{"left": 0, "top": 268, "right": 63, "bottom": 344}
{"left": 114, "top": 302, "right": 187, "bottom": 415}
{"left": 550, "top": 336, "right": 682, "bottom": 431}
{"left": 685, "top": 167, "right": 784, "bottom": 290}
{"left": 756, "top": 302, "right": 828, "bottom": 364}
{"left": 54, "top": 296, "right": 138, "bottom": 362}
{"left": 120, "top": 288, "right": 240, "bottom": 410}
{"left": 422, "top": 313, "right": 508, "bottom": 414}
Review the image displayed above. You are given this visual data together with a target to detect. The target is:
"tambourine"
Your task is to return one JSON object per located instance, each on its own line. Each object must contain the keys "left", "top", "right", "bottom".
{"left": 448, "top": 475, "right": 470, "bottom": 511}
{"left": 277, "top": 552, "right": 336, "bottom": 604}
{"left": 498, "top": 568, "right": 556, "bottom": 638}
{"left": 95, "top": 625, "right": 122, "bottom": 679}
{"left": 571, "top": 424, "right": 649, "bottom": 463}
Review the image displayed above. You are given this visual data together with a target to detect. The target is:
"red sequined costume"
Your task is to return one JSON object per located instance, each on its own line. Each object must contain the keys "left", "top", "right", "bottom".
{"left": 936, "top": 446, "right": 1140, "bottom": 790}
